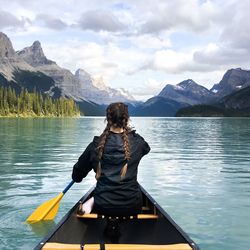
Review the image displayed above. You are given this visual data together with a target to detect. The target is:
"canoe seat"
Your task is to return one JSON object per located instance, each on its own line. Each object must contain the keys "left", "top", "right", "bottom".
{"left": 42, "top": 243, "right": 193, "bottom": 250}
{"left": 77, "top": 213, "right": 159, "bottom": 219}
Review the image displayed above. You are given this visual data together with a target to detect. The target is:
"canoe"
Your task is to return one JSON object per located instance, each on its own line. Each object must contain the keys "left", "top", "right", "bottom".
{"left": 35, "top": 185, "right": 200, "bottom": 250}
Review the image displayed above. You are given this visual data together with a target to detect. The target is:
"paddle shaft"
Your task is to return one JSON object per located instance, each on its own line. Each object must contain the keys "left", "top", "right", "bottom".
{"left": 63, "top": 180, "right": 75, "bottom": 194}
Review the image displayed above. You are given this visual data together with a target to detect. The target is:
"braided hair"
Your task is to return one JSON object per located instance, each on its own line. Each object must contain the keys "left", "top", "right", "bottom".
{"left": 96, "top": 102, "right": 131, "bottom": 179}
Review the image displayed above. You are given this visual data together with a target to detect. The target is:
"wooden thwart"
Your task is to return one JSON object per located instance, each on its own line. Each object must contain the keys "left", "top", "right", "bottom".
{"left": 76, "top": 213, "right": 159, "bottom": 219}
{"left": 42, "top": 243, "right": 192, "bottom": 250}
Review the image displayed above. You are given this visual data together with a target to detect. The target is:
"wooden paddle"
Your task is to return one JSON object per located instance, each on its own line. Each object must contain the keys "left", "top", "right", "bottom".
{"left": 26, "top": 180, "right": 74, "bottom": 223}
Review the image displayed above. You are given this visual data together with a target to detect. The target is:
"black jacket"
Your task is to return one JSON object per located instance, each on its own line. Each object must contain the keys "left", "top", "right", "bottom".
{"left": 72, "top": 130, "right": 150, "bottom": 214}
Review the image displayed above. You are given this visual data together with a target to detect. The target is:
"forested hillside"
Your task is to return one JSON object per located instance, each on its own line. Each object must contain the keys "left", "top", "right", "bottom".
{"left": 0, "top": 86, "right": 80, "bottom": 117}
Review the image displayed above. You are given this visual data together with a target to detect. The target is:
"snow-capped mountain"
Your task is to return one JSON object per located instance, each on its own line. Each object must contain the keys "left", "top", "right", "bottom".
{"left": 75, "top": 68, "right": 136, "bottom": 105}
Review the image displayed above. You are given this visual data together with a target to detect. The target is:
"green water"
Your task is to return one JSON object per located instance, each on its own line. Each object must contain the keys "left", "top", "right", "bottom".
{"left": 0, "top": 117, "right": 250, "bottom": 250}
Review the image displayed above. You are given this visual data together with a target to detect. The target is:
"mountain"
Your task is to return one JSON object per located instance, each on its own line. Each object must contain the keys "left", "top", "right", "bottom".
{"left": 134, "top": 68, "right": 250, "bottom": 117}
{"left": 17, "top": 41, "right": 90, "bottom": 101}
{"left": 159, "top": 79, "right": 215, "bottom": 105}
{"left": 176, "top": 80, "right": 250, "bottom": 117}
{"left": 17, "top": 41, "right": 136, "bottom": 106}
{"left": 75, "top": 69, "right": 136, "bottom": 105}
{"left": 0, "top": 32, "right": 56, "bottom": 94}
{"left": 0, "top": 32, "right": 79, "bottom": 98}
{"left": 0, "top": 32, "right": 136, "bottom": 115}
{"left": 0, "top": 32, "right": 15, "bottom": 58}
{"left": 1, "top": 31, "right": 250, "bottom": 117}
{"left": 17, "top": 40, "right": 55, "bottom": 67}
{"left": 211, "top": 68, "right": 250, "bottom": 97}
{"left": 0, "top": 32, "right": 37, "bottom": 83}
{"left": 132, "top": 79, "right": 215, "bottom": 116}
{"left": 17, "top": 39, "right": 136, "bottom": 106}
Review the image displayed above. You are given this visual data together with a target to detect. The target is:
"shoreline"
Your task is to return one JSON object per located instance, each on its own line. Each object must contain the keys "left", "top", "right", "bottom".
{"left": 0, "top": 114, "right": 81, "bottom": 118}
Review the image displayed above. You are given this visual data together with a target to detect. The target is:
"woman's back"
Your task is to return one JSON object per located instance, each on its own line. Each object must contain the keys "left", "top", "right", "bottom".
{"left": 93, "top": 130, "right": 150, "bottom": 215}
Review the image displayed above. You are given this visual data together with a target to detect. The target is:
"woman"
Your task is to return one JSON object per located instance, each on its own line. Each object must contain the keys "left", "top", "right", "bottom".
{"left": 72, "top": 102, "right": 150, "bottom": 216}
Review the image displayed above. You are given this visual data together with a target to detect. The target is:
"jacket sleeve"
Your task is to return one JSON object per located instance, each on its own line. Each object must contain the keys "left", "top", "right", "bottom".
{"left": 141, "top": 139, "right": 150, "bottom": 156}
{"left": 72, "top": 142, "right": 94, "bottom": 182}
{"left": 134, "top": 132, "right": 150, "bottom": 156}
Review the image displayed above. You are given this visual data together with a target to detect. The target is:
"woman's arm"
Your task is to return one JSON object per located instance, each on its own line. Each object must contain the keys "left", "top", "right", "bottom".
{"left": 136, "top": 133, "right": 151, "bottom": 156}
{"left": 72, "top": 142, "right": 94, "bottom": 182}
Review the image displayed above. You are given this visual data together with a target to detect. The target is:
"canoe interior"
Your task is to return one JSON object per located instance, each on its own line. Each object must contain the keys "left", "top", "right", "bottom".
{"left": 36, "top": 185, "right": 199, "bottom": 250}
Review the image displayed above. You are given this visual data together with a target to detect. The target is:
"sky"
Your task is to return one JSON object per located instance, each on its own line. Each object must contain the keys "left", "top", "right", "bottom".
{"left": 1, "top": 0, "right": 250, "bottom": 100}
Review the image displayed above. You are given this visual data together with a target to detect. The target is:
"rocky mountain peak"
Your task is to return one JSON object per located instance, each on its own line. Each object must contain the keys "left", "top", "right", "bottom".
{"left": 75, "top": 68, "right": 91, "bottom": 78}
{"left": 30, "top": 40, "right": 44, "bottom": 57}
{"left": 0, "top": 32, "right": 15, "bottom": 58}
{"left": 178, "top": 79, "right": 197, "bottom": 89}
{"left": 32, "top": 40, "right": 42, "bottom": 47}
{"left": 17, "top": 40, "right": 55, "bottom": 67}
{"left": 210, "top": 68, "right": 250, "bottom": 97}
{"left": 159, "top": 79, "right": 200, "bottom": 96}
{"left": 159, "top": 79, "right": 214, "bottom": 105}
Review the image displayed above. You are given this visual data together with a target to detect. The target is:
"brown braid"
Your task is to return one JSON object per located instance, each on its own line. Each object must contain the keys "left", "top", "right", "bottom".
{"left": 120, "top": 127, "right": 131, "bottom": 179}
{"left": 96, "top": 103, "right": 131, "bottom": 180}
{"left": 95, "top": 122, "right": 111, "bottom": 179}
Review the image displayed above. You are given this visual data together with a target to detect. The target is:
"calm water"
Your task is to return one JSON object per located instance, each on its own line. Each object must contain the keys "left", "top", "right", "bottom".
{"left": 0, "top": 117, "right": 250, "bottom": 250}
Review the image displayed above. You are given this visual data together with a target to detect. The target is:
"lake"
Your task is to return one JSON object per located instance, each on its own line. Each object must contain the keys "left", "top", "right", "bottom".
{"left": 0, "top": 117, "right": 249, "bottom": 250}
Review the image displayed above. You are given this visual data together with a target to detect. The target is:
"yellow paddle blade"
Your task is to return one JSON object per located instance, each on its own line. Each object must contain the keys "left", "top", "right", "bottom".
{"left": 26, "top": 192, "right": 64, "bottom": 223}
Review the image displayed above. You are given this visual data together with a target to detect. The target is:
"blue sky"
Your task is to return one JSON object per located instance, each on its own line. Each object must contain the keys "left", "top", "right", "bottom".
{"left": 1, "top": 0, "right": 250, "bottom": 100}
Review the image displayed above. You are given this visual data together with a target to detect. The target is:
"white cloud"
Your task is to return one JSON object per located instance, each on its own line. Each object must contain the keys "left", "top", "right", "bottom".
{"left": 193, "top": 43, "right": 249, "bottom": 66}
{"left": 219, "top": 1, "right": 250, "bottom": 51}
{"left": 142, "top": 78, "right": 165, "bottom": 95}
{"left": 139, "top": 0, "right": 219, "bottom": 34}
{"left": 127, "top": 78, "right": 165, "bottom": 101}
{"left": 78, "top": 10, "right": 126, "bottom": 32}
{"left": 0, "top": 10, "right": 29, "bottom": 29}
{"left": 141, "top": 49, "right": 193, "bottom": 73}
{"left": 35, "top": 14, "right": 67, "bottom": 30}
{"left": 43, "top": 39, "right": 148, "bottom": 84}
{"left": 1, "top": 0, "right": 250, "bottom": 100}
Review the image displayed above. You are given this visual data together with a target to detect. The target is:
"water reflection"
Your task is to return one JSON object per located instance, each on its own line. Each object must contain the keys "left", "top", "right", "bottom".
{"left": 28, "top": 221, "right": 56, "bottom": 237}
